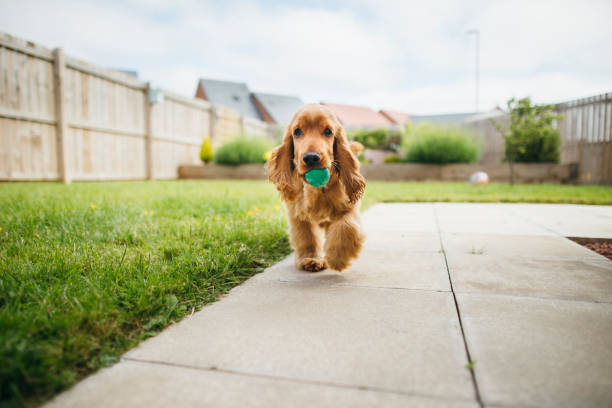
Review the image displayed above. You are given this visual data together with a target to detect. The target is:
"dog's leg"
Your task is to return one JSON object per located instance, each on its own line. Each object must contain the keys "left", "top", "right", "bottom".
{"left": 290, "top": 216, "right": 327, "bottom": 272}
{"left": 324, "top": 210, "right": 365, "bottom": 271}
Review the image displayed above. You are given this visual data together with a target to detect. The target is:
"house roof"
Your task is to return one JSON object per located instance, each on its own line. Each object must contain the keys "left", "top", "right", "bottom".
{"left": 251, "top": 92, "right": 304, "bottom": 125}
{"left": 379, "top": 110, "right": 411, "bottom": 125}
{"left": 410, "top": 112, "right": 479, "bottom": 125}
{"left": 321, "top": 103, "right": 393, "bottom": 128}
{"left": 197, "top": 78, "right": 262, "bottom": 120}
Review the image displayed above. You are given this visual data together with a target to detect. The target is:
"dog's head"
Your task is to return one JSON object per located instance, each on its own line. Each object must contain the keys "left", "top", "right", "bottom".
{"left": 267, "top": 104, "right": 365, "bottom": 203}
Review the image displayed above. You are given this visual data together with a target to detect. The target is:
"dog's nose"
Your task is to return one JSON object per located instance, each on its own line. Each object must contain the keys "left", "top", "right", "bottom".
{"left": 302, "top": 152, "right": 321, "bottom": 167}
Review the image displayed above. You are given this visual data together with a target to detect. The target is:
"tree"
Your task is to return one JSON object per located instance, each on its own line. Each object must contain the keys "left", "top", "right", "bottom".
{"left": 491, "top": 97, "right": 562, "bottom": 184}
{"left": 200, "top": 137, "right": 213, "bottom": 163}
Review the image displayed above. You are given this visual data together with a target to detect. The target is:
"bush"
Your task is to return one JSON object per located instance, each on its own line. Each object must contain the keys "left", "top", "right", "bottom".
{"left": 493, "top": 97, "right": 562, "bottom": 163}
{"left": 349, "top": 128, "right": 403, "bottom": 151}
{"left": 383, "top": 154, "right": 403, "bottom": 163}
{"left": 403, "top": 123, "right": 480, "bottom": 164}
{"left": 214, "top": 137, "right": 272, "bottom": 166}
{"left": 199, "top": 137, "right": 213, "bottom": 163}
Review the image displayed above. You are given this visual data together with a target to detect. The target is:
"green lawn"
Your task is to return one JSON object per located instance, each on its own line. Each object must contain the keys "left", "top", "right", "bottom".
{"left": 362, "top": 181, "right": 612, "bottom": 207}
{"left": 1, "top": 180, "right": 611, "bottom": 406}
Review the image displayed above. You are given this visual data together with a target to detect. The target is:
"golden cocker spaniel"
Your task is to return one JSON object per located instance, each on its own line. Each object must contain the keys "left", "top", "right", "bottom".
{"left": 267, "top": 104, "right": 366, "bottom": 272}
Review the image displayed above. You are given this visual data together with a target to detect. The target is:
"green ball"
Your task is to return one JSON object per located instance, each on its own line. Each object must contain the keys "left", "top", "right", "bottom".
{"left": 304, "top": 168, "right": 330, "bottom": 188}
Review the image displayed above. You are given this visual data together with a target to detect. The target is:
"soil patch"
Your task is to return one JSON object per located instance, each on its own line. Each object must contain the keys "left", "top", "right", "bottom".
{"left": 568, "top": 237, "right": 612, "bottom": 260}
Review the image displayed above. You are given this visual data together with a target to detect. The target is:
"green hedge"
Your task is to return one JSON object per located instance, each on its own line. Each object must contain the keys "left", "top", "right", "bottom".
{"left": 403, "top": 123, "right": 480, "bottom": 164}
{"left": 348, "top": 128, "right": 403, "bottom": 151}
{"left": 214, "top": 137, "right": 272, "bottom": 166}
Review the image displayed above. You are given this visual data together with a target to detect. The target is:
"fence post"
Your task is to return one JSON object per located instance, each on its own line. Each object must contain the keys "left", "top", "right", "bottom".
{"left": 144, "top": 82, "right": 154, "bottom": 180}
{"left": 52, "top": 48, "right": 70, "bottom": 184}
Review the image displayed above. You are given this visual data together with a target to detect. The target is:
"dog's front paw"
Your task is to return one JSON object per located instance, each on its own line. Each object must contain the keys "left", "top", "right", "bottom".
{"left": 297, "top": 257, "right": 328, "bottom": 272}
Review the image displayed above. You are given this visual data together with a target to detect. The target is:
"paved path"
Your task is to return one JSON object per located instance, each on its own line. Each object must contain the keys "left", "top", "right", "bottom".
{"left": 46, "top": 203, "right": 612, "bottom": 408}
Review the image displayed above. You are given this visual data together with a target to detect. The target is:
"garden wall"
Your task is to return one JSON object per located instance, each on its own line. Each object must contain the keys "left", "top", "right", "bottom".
{"left": 179, "top": 162, "right": 577, "bottom": 184}
{"left": 0, "top": 32, "right": 277, "bottom": 182}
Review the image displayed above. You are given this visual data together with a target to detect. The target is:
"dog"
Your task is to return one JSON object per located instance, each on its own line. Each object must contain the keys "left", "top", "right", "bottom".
{"left": 267, "top": 104, "right": 366, "bottom": 272}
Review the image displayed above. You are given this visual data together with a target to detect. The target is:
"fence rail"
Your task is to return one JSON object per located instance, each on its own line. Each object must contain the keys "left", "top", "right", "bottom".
{"left": 0, "top": 32, "right": 277, "bottom": 182}
{"left": 465, "top": 92, "right": 612, "bottom": 184}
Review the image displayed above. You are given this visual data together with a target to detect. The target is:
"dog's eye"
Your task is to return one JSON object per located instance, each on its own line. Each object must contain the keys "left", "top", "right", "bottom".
{"left": 323, "top": 128, "right": 332, "bottom": 136}
{"left": 293, "top": 128, "right": 302, "bottom": 137}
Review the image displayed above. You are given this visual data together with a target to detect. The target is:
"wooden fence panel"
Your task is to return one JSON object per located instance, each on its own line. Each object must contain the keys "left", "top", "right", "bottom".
{"left": 213, "top": 105, "right": 242, "bottom": 147}
{"left": 149, "top": 92, "right": 210, "bottom": 178}
{"left": 67, "top": 128, "right": 146, "bottom": 180}
{"left": 0, "top": 41, "right": 58, "bottom": 179}
{"left": 152, "top": 139, "right": 200, "bottom": 179}
{"left": 63, "top": 65, "right": 148, "bottom": 181}
{"left": 0, "top": 118, "right": 58, "bottom": 179}
{"left": 65, "top": 67, "right": 146, "bottom": 136}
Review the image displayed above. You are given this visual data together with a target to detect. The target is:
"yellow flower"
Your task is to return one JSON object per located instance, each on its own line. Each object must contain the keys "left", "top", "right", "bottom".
{"left": 0, "top": 227, "right": 3, "bottom": 232}
{"left": 149, "top": 211, "right": 155, "bottom": 216}
{"left": 253, "top": 206, "right": 259, "bottom": 212}
{"left": 143, "top": 211, "right": 148, "bottom": 215}
{"left": 214, "top": 216, "right": 221, "bottom": 221}
{"left": 264, "top": 150, "right": 272, "bottom": 161}
{"left": 247, "top": 211, "right": 254, "bottom": 216}
{"left": 90, "top": 205, "right": 97, "bottom": 210}
{"left": 274, "top": 205, "right": 281, "bottom": 211}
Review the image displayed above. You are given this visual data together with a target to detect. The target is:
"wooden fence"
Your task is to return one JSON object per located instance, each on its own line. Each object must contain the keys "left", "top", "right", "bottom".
{"left": 465, "top": 92, "right": 612, "bottom": 184}
{"left": 0, "top": 33, "right": 277, "bottom": 182}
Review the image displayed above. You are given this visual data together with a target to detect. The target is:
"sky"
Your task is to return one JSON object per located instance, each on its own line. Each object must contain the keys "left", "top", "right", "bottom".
{"left": 1, "top": 0, "right": 611, "bottom": 114}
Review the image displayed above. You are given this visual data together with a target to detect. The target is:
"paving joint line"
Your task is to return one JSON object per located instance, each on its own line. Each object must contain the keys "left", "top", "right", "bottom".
{"left": 121, "top": 357, "right": 476, "bottom": 405}
{"left": 454, "top": 290, "right": 612, "bottom": 305}
{"left": 432, "top": 203, "right": 484, "bottom": 408}
{"left": 272, "top": 280, "right": 451, "bottom": 293}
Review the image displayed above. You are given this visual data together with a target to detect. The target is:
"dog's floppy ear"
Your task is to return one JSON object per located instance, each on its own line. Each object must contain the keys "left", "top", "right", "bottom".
{"left": 334, "top": 128, "right": 366, "bottom": 203}
{"left": 267, "top": 131, "right": 298, "bottom": 200}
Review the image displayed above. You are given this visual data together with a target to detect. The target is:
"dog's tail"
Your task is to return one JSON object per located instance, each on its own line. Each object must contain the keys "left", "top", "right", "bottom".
{"left": 349, "top": 141, "right": 364, "bottom": 156}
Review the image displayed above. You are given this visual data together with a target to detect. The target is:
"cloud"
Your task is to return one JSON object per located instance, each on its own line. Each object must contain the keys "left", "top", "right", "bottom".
{"left": 1, "top": 0, "right": 610, "bottom": 114}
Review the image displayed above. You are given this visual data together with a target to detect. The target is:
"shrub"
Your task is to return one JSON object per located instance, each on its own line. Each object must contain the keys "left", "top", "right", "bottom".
{"left": 199, "top": 137, "right": 213, "bottom": 163}
{"left": 493, "top": 97, "right": 562, "bottom": 164}
{"left": 403, "top": 123, "right": 480, "bottom": 164}
{"left": 349, "top": 128, "right": 403, "bottom": 151}
{"left": 383, "top": 154, "right": 403, "bottom": 163}
{"left": 214, "top": 137, "right": 272, "bottom": 166}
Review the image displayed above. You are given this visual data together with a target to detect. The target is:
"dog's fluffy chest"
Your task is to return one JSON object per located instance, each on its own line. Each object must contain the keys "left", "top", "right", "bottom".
{"left": 292, "top": 182, "right": 349, "bottom": 223}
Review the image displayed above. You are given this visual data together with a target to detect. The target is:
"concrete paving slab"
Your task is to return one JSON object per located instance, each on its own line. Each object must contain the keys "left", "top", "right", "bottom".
{"left": 458, "top": 293, "right": 612, "bottom": 408}
{"left": 442, "top": 233, "right": 612, "bottom": 302}
{"left": 363, "top": 230, "right": 442, "bottom": 252}
{"left": 363, "top": 203, "right": 439, "bottom": 233}
{"left": 125, "top": 279, "right": 474, "bottom": 400}
{"left": 508, "top": 204, "right": 612, "bottom": 238}
{"left": 45, "top": 360, "right": 478, "bottom": 408}
{"left": 43, "top": 202, "right": 612, "bottom": 407}
{"left": 434, "top": 203, "right": 554, "bottom": 236}
{"left": 254, "top": 248, "right": 450, "bottom": 291}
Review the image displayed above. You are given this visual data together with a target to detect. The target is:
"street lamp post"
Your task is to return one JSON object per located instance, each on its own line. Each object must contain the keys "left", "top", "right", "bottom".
{"left": 466, "top": 29, "right": 480, "bottom": 113}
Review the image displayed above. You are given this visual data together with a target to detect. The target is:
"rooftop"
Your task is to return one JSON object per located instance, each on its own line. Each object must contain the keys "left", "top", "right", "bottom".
{"left": 321, "top": 102, "right": 393, "bottom": 129}
{"left": 196, "top": 78, "right": 262, "bottom": 121}
{"left": 251, "top": 92, "right": 304, "bottom": 125}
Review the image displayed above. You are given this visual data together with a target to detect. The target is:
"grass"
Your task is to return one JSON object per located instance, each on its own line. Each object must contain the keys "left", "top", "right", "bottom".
{"left": 361, "top": 181, "right": 612, "bottom": 207}
{"left": 1, "top": 179, "right": 611, "bottom": 406}
{"left": 0, "top": 180, "right": 289, "bottom": 407}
